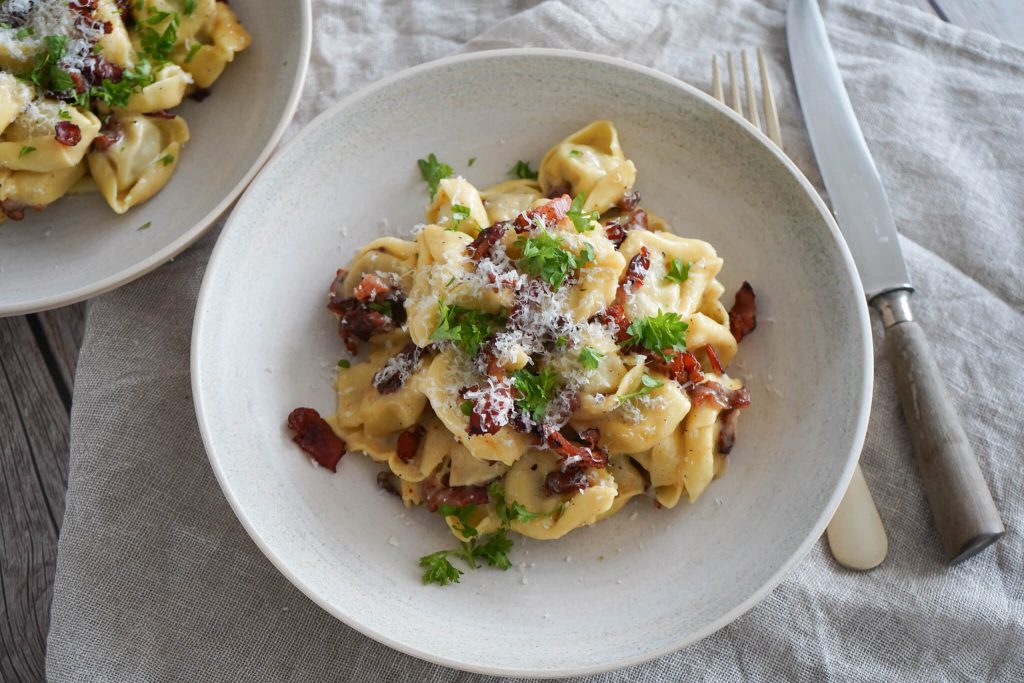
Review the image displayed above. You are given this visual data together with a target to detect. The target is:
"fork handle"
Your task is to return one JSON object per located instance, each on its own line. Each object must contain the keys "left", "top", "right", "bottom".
{"left": 873, "top": 289, "right": 1004, "bottom": 563}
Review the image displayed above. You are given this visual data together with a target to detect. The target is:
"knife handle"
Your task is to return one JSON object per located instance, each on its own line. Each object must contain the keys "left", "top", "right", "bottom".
{"left": 873, "top": 289, "right": 1004, "bottom": 563}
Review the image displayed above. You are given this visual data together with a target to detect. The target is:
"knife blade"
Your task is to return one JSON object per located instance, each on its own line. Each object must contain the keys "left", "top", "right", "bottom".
{"left": 787, "top": 0, "right": 1004, "bottom": 563}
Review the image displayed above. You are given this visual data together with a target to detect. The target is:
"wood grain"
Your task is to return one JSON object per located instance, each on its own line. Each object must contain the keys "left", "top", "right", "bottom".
{"left": 0, "top": 317, "right": 69, "bottom": 683}
{"left": 33, "top": 304, "right": 87, "bottom": 405}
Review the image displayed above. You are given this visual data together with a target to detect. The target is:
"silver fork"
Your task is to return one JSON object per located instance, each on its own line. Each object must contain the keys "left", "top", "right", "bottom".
{"left": 710, "top": 49, "right": 889, "bottom": 571}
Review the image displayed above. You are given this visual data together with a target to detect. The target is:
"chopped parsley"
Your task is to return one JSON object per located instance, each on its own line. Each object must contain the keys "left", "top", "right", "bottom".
{"left": 555, "top": 335, "right": 567, "bottom": 348}
{"left": 473, "top": 530, "right": 513, "bottom": 570}
{"left": 18, "top": 146, "right": 36, "bottom": 157}
{"left": 625, "top": 310, "right": 688, "bottom": 359}
{"left": 419, "top": 551, "right": 464, "bottom": 586}
{"left": 58, "top": 110, "right": 71, "bottom": 120}
{"left": 417, "top": 153, "right": 452, "bottom": 200}
{"left": 337, "top": 359, "right": 351, "bottom": 369}
{"left": 618, "top": 373, "right": 664, "bottom": 402}
{"left": 158, "top": 154, "right": 175, "bottom": 166}
{"left": 183, "top": 0, "right": 198, "bottom": 15}
{"left": 429, "top": 300, "right": 505, "bottom": 356}
{"left": 566, "top": 192, "right": 599, "bottom": 233}
{"left": 14, "top": 26, "right": 33, "bottom": 39}
{"left": 569, "top": 149, "right": 582, "bottom": 158}
{"left": 139, "top": 11, "right": 180, "bottom": 63}
{"left": 515, "top": 231, "right": 594, "bottom": 290}
{"left": 439, "top": 503, "right": 478, "bottom": 539}
{"left": 490, "top": 481, "right": 553, "bottom": 526}
{"left": 184, "top": 42, "right": 202, "bottom": 63}
{"left": 138, "top": 221, "right": 152, "bottom": 231}
{"left": 509, "top": 160, "right": 538, "bottom": 180}
{"left": 511, "top": 367, "right": 560, "bottom": 421}
{"left": 664, "top": 258, "right": 691, "bottom": 284}
{"left": 20, "top": 35, "right": 79, "bottom": 102}
{"left": 578, "top": 346, "right": 604, "bottom": 370}
{"left": 90, "top": 60, "right": 157, "bottom": 108}
{"left": 460, "top": 399, "right": 474, "bottom": 416}
{"left": 448, "top": 203, "right": 471, "bottom": 230}
{"left": 467, "top": 157, "right": 476, "bottom": 167}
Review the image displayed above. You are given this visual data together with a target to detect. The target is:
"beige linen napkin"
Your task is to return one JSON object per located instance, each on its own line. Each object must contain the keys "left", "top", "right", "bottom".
{"left": 47, "top": 1, "right": 1024, "bottom": 680}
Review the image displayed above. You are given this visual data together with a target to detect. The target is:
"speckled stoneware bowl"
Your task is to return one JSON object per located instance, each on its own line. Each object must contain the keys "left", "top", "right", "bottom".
{"left": 192, "top": 49, "right": 872, "bottom": 677}
{"left": 0, "top": 2, "right": 311, "bottom": 316}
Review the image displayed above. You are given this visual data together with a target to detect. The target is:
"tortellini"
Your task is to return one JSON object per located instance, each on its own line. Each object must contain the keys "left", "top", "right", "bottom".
{"left": 298, "top": 121, "right": 751, "bottom": 558}
{"left": 87, "top": 114, "right": 190, "bottom": 213}
{"left": 0, "top": 1, "right": 251, "bottom": 223}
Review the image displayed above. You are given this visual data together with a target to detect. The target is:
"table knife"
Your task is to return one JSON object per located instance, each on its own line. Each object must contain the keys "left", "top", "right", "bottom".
{"left": 787, "top": 0, "right": 1004, "bottom": 563}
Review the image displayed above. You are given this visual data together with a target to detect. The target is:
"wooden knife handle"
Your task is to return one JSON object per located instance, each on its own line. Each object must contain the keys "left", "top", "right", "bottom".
{"left": 873, "top": 289, "right": 1004, "bottom": 563}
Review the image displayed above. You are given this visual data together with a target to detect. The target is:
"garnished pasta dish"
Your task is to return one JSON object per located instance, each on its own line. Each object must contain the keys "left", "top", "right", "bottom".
{"left": 288, "top": 121, "right": 757, "bottom": 586}
{"left": 0, "top": 0, "right": 250, "bottom": 223}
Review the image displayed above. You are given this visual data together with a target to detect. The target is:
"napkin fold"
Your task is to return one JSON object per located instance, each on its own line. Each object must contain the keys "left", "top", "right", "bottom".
{"left": 47, "top": 0, "right": 1024, "bottom": 680}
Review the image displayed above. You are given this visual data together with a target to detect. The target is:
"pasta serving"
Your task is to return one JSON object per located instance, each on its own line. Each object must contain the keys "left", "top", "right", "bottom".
{"left": 0, "top": 0, "right": 250, "bottom": 222}
{"left": 287, "top": 121, "right": 758, "bottom": 586}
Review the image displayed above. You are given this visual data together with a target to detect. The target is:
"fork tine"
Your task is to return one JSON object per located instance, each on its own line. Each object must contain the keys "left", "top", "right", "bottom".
{"left": 741, "top": 50, "right": 761, "bottom": 132}
{"left": 726, "top": 52, "right": 743, "bottom": 116}
{"left": 711, "top": 54, "right": 724, "bottom": 103}
{"left": 757, "top": 47, "right": 783, "bottom": 150}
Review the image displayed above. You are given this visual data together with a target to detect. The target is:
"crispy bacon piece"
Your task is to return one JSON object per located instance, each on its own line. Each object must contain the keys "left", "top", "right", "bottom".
{"left": 729, "top": 281, "right": 757, "bottom": 342}
{"left": 544, "top": 467, "right": 591, "bottom": 496}
{"left": 81, "top": 56, "right": 122, "bottom": 85}
{"left": 93, "top": 118, "right": 123, "bottom": 152}
{"left": 466, "top": 221, "right": 509, "bottom": 260}
{"left": 614, "top": 246, "right": 650, "bottom": 306}
{"left": 687, "top": 381, "right": 751, "bottom": 410}
{"left": 717, "top": 408, "right": 741, "bottom": 455}
{"left": 286, "top": 407, "right": 346, "bottom": 472}
{"left": 547, "top": 430, "right": 608, "bottom": 469}
{"left": 617, "top": 191, "right": 641, "bottom": 211}
{"left": 327, "top": 268, "right": 348, "bottom": 306}
{"left": 331, "top": 299, "right": 395, "bottom": 354}
{"left": 353, "top": 272, "right": 391, "bottom": 301}
{"left": 395, "top": 425, "right": 425, "bottom": 463}
{"left": 54, "top": 121, "right": 81, "bottom": 147}
{"left": 69, "top": 0, "right": 98, "bottom": 16}
{"left": 545, "top": 185, "right": 570, "bottom": 199}
{"left": 647, "top": 349, "right": 704, "bottom": 385}
{"left": 0, "top": 201, "right": 27, "bottom": 221}
{"left": 579, "top": 428, "right": 601, "bottom": 449}
{"left": 705, "top": 344, "right": 724, "bottom": 375}
{"left": 591, "top": 303, "right": 632, "bottom": 343}
{"left": 425, "top": 484, "right": 489, "bottom": 512}
{"left": 605, "top": 209, "right": 648, "bottom": 247}
{"left": 462, "top": 382, "right": 513, "bottom": 436}
{"left": 377, "top": 471, "right": 401, "bottom": 497}
{"left": 373, "top": 343, "right": 422, "bottom": 394}
{"left": 513, "top": 194, "right": 571, "bottom": 232}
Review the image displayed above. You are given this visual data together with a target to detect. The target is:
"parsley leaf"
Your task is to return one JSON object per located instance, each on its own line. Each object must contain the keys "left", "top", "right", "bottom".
{"left": 511, "top": 367, "right": 560, "bottom": 421}
{"left": 138, "top": 221, "right": 152, "bottom": 231}
{"left": 183, "top": 0, "right": 198, "bottom": 15}
{"left": 58, "top": 110, "right": 71, "bottom": 120}
{"left": 509, "top": 160, "right": 538, "bottom": 180}
{"left": 90, "top": 60, "right": 157, "bottom": 108}
{"left": 467, "top": 157, "right": 476, "bottom": 167}
{"left": 139, "top": 11, "right": 179, "bottom": 63}
{"left": 417, "top": 153, "right": 452, "bottom": 200}
{"left": 419, "top": 550, "right": 464, "bottom": 586}
{"left": 618, "top": 373, "right": 664, "bottom": 403}
{"left": 18, "top": 146, "right": 35, "bottom": 157}
{"left": 15, "top": 26, "right": 33, "bottom": 39}
{"left": 664, "top": 258, "right": 691, "bottom": 284}
{"left": 430, "top": 300, "right": 505, "bottom": 356}
{"left": 578, "top": 346, "right": 604, "bottom": 370}
{"left": 439, "top": 503, "right": 479, "bottom": 539}
{"left": 569, "top": 149, "right": 581, "bottom": 158}
{"left": 448, "top": 203, "right": 471, "bottom": 231}
{"left": 508, "top": 502, "right": 545, "bottom": 523}
{"left": 460, "top": 399, "right": 474, "bottom": 416}
{"left": 566, "top": 192, "right": 600, "bottom": 233}
{"left": 184, "top": 41, "right": 202, "bottom": 63}
{"left": 158, "top": 154, "right": 175, "bottom": 166}
{"left": 515, "top": 231, "right": 594, "bottom": 290}
{"left": 337, "top": 359, "right": 351, "bottom": 369}
{"left": 474, "top": 529, "right": 513, "bottom": 570}
{"left": 625, "top": 310, "right": 688, "bottom": 359}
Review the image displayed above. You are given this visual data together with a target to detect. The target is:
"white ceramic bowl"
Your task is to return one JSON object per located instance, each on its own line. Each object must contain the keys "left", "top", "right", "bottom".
{"left": 0, "top": 2, "right": 311, "bottom": 316}
{"left": 192, "top": 49, "right": 872, "bottom": 677}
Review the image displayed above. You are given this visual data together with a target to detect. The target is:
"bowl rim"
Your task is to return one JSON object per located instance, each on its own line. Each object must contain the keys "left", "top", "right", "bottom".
{"left": 0, "top": 0, "right": 314, "bottom": 317}
{"left": 192, "top": 47, "right": 873, "bottom": 678}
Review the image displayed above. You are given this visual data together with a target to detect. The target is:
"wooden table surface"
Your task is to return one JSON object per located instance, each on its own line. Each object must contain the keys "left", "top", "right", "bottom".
{"left": 2, "top": 2, "right": 1021, "bottom": 680}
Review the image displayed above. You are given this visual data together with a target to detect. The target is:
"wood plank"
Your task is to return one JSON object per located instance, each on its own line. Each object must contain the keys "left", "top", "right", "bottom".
{"left": 934, "top": 0, "right": 1024, "bottom": 45}
{"left": 0, "top": 316, "right": 70, "bottom": 683}
{"left": 33, "top": 303, "right": 87, "bottom": 400}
